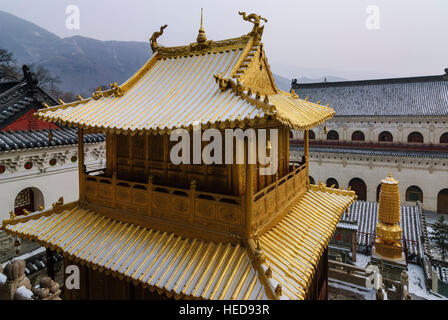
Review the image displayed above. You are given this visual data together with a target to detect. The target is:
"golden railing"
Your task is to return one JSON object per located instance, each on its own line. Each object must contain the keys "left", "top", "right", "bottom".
{"left": 83, "top": 172, "right": 246, "bottom": 236}
{"left": 83, "top": 162, "right": 307, "bottom": 238}
{"left": 251, "top": 163, "right": 308, "bottom": 234}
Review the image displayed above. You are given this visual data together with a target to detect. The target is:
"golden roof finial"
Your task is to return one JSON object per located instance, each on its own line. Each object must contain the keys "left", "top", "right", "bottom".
{"left": 197, "top": 8, "right": 207, "bottom": 43}
{"left": 388, "top": 169, "right": 392, "bottom": 178}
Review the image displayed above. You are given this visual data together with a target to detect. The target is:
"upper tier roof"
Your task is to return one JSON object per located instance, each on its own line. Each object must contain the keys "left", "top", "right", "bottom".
{"left": 36, "top": 17, "right": 335, "bottom": 134}
{"left": 292, "top": 74, "right": 448, "bottom": 117}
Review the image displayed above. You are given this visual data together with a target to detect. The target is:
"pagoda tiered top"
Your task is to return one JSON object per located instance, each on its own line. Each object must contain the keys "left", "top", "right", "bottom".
{"left": 35, "top": 12, "right": 335, "bottom": 135}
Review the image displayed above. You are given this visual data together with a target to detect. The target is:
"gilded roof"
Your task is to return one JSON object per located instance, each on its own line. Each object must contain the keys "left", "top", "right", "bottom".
{"left": 2, "top": 185, "right": 355, "bottom": 300}
{"left": 3, "top": 205, "right": 266, "bottom": 300}
{"left": 35, "top": 25, "right": 335, "bottom": 134}
{"left": 258, "top": 184, "right": 356, "bottom": 299}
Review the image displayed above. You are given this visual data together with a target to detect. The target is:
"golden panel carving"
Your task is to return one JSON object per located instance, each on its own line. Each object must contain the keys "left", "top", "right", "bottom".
{"left": 172, "top": 198, "right": 189, "bottom": 215}
{"left": 216, "top": 205, "right": 240, "bottom": 224}
{"left": 98, "top": 185, "right": 112, "bottom": 199}
{"left": 116, "top": 188, "right": 130, "bottom": 202}
{"left": 132, "top": 190, "right": 147, "bottom": 205}
{"left": 153, "top": 193, "right": 170, "bottom": 210}
{"left": 196, "top": 200, "right": 216, "bottom": 219}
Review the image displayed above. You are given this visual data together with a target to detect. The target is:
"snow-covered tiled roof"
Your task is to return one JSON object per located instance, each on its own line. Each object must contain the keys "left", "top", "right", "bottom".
{"left": 292, "top": 74, "right": 448, "bottom": 117}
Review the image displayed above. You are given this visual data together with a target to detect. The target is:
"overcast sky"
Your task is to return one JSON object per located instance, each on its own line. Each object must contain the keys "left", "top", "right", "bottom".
{"left": 1, "top": 0, "right": 447, "bottom": 80}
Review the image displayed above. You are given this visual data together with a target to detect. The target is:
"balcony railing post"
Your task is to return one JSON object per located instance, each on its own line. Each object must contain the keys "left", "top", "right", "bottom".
{"left": 245, "top": 163, "right": 254, "bottom": 238}
{"left": 112, "top": 172, "right": 117, "bottom": 208}
{"left": 304, "top": 130, "right": 309, "bottom": 185}
{"left": 147, "top": 176, "right": 153, "bottom": 216}
{"left": 189, "top": 180, "right": 196, "bottom": 224}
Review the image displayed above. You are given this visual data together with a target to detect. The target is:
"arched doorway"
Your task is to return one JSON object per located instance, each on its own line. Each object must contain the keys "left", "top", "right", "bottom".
{"left": 327, "top": 130, "right": 339, "bottom": 141}
{"left": 14, "top": 187, "right": 44, "bottom": 216}
{"left": 352, "top": 131, "right": 365, "bottom": 141}
{"left": 376, "top": 183, "right": 382, "bottom": 202}
{"left": 349, "top": 178, "right": 367, "bottom": 201}
{"left": 406, "top": 185, "right": 423, "bottom": 203}
{"left": 440, "top": 133, "right": 448, "bottom": 143}
{"left": 437, "top": 189, "right": 448, "bottom": 214}
{"left": 309, "top": 176, "right": 315, "bottom": 185}
{"left": 378, "top": 131, "right": 393, "bottom": 142}
{"left": 326, "top": 177, "right": 339, "bottom": 188}
{"left": 309, "top": 130, "right": 315, "bottom": 140}
{"left": 407, "top": 132, "right": 424, "bottom": 143}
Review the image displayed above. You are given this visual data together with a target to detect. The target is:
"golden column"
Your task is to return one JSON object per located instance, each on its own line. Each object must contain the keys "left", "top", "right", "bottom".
{"left": 374, "top": 171, "right": 403, "bottom": 260}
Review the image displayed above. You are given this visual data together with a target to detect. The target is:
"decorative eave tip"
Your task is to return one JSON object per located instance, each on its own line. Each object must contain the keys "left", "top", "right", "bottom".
{"left": 238, "top": 12, "right": 267, "bottom": 43}
{"left": 150, "top": 24, "right": 168, "bottom": 52}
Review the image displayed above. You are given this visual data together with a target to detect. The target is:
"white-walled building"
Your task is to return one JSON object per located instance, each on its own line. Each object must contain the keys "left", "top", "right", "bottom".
{"left": 0, "top": 68, "right": 105, "bottom": 262}
{"left": 291, "top": 71, "right": 448, "bottom": 213}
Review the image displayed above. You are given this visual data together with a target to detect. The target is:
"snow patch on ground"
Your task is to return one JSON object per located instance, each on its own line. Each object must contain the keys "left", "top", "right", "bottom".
{"left": 353, "top": 253, "right": 371, "bottom": 268}
{"left": 407, "top": 263, "right": 446, "bottom": 300}
{"left": 0, "top": 273, "right": 6, "bottom": 284}
{"left": 329, "top": 278, "right": 376, "bottom": 300}
{"left": 15, "top": 286, "right": 33, "bottom": 299}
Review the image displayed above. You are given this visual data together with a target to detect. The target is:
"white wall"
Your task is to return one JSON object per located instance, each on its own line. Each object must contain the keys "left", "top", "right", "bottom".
{"left": 0, "top": 168, "right": 79, "bottom": 220}
{"left": 290, "top": 149, "right": 448, "bottom": 212}
{"left": 0, "top": 142, "right": 105, "bottom": 221}
{"left": 291, "top": 116, "right": 448, "bottom": 144}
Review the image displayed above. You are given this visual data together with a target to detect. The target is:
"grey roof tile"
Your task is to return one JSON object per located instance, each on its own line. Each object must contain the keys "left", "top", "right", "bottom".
{"left": 0, "top": 128, "right": 105, "bottom": 151}
{"left": 292, "top": 74, "right": 448, "bottom": 116}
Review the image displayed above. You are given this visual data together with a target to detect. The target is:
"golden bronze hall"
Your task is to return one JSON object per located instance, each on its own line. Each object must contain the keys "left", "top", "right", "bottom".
{"left": 2, "top": 12, "right": 356, "bottom": 300}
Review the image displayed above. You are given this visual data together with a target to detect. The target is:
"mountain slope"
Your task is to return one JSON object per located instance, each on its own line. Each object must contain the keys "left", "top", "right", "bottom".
{"left": 0, "top": 10, "right": 344, "bottom": 98}
{"left": 0, "top": 10, "right": 151, "bottom": 95}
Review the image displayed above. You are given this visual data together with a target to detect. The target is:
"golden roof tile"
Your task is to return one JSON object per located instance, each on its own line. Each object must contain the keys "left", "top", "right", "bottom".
{"left": 35, "top": 15, "right": 335, "bottom": 134}
{"left": 2, "top": 185, "right": 355, "bottom": 300}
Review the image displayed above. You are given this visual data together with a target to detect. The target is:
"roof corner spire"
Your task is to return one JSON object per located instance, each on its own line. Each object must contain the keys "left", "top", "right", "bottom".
{"left": 197, "top": 8, "right": 207, "bottom": 43}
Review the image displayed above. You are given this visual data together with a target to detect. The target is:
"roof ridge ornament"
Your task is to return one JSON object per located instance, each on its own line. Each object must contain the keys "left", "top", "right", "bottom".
{"left": 150, "top": 24, "right": 168, "bottom": 52}
{"left": 238, "top": 12, "right": 268, "bottom": 43}
{"left": 92, "top": 86, "right": 103, "bottom": 100}
{"left": 109, "top": 82, "right": 124, "bottom": 97}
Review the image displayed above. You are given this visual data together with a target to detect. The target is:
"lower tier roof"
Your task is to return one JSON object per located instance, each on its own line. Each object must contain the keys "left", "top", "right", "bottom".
{"left": 0, "top": 127, "right": 105, "bottom": 151}
{"left": 2, "top": 185, "right": 355, "bottom": 300}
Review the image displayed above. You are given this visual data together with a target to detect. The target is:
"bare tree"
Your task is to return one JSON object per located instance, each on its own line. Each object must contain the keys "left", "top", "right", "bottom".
{"left": 0, "top": 47, "right": 76, "bottom": 101}
{"left": 0, "top": 48, "right": 20, "bottom": 81}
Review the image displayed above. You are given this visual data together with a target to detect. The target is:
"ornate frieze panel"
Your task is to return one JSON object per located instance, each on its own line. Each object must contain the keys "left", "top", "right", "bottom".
{"left": 0, "top": 142, "right": 105, "bottom": 176}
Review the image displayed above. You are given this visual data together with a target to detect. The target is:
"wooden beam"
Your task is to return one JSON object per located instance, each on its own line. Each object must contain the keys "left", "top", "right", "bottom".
{"left": 78, "top": 128, "right": 85, "bottom": 200}
{"left": 304, "top": 129, "right": 309, "bottom": 184}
